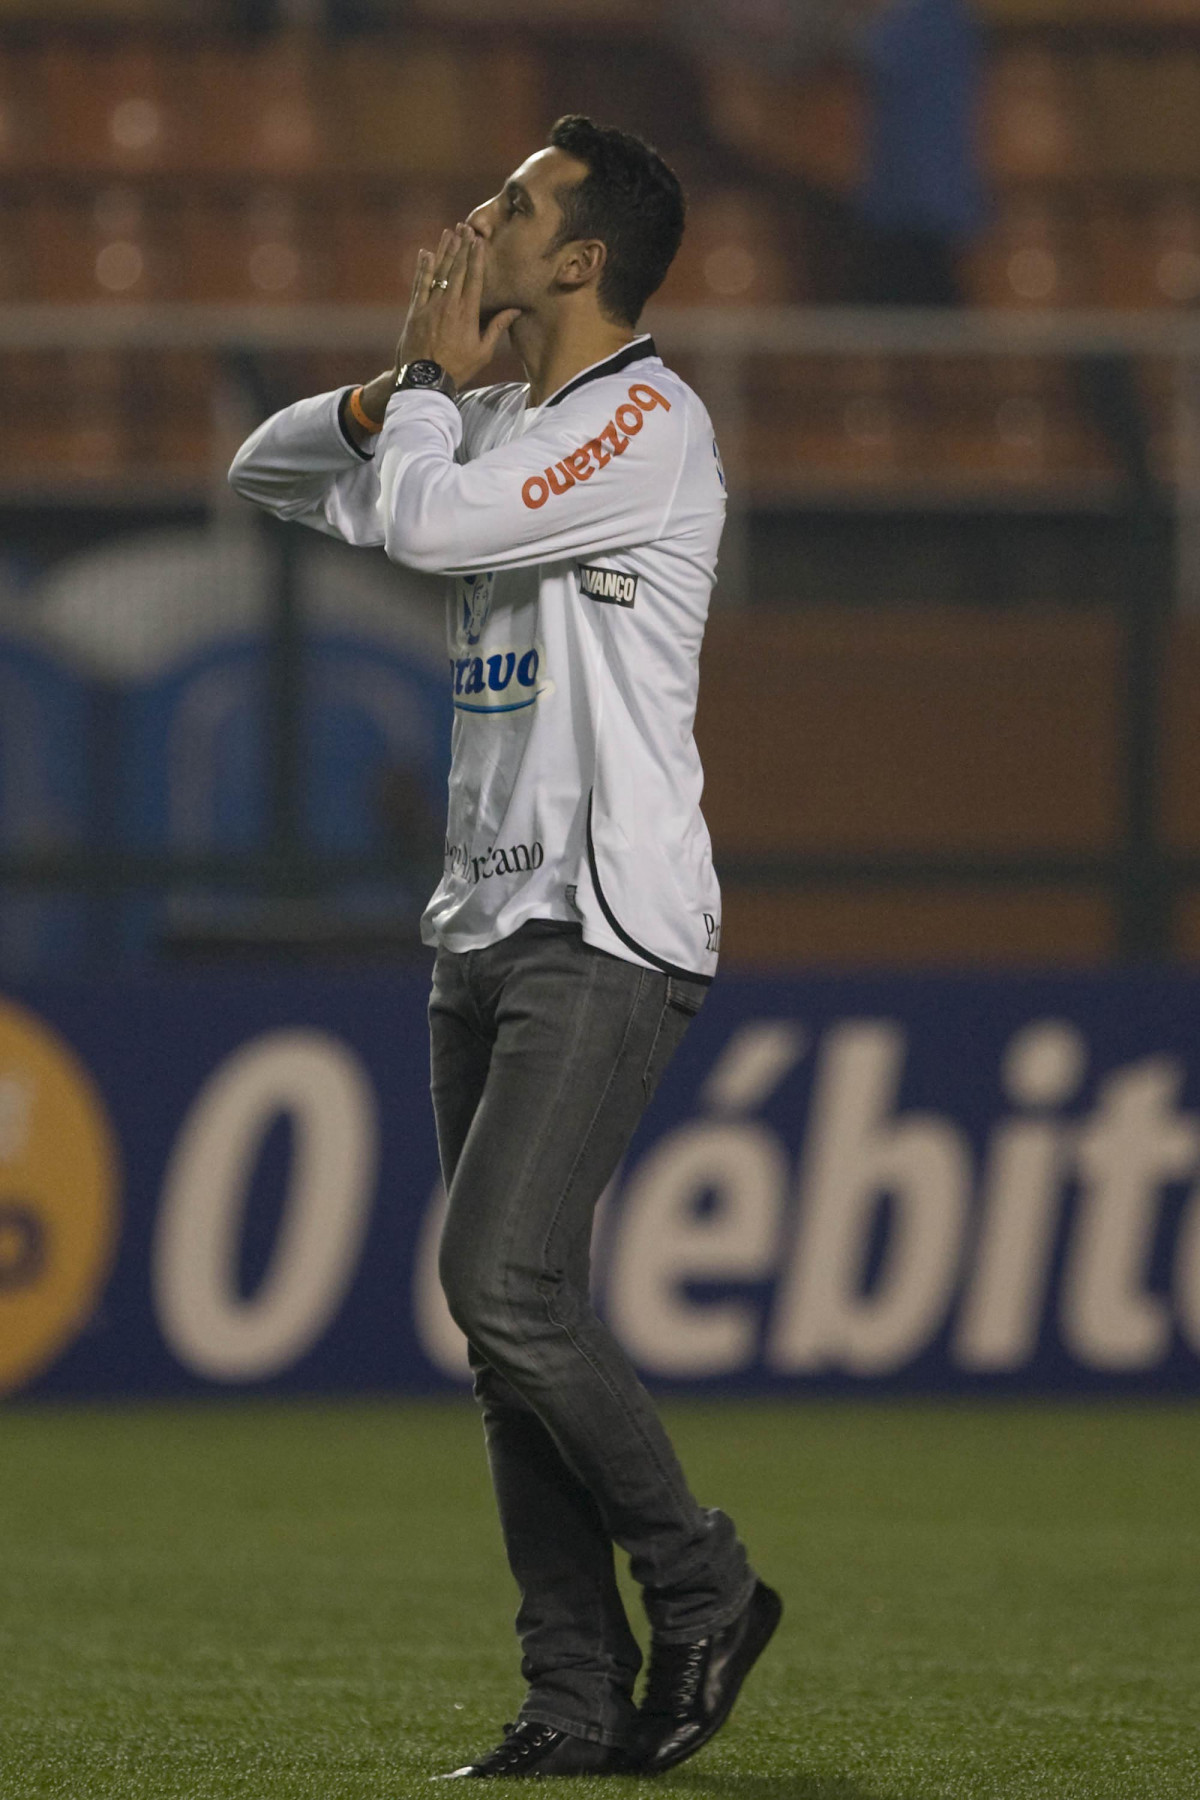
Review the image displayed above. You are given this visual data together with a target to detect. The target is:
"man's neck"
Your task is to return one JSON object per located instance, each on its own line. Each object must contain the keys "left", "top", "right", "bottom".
{"left": 512, "top": 311, "right": 641, "bottom": 408}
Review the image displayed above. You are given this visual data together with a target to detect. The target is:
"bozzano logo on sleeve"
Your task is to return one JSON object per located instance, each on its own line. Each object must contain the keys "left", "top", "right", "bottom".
{"left": 521, "top": 384, "right": 671, "bottom": 511}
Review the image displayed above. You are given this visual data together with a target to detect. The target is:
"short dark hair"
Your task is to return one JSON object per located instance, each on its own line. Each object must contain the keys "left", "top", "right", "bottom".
{"left": 547, "top": 115, "right": 685, "bottom": 327}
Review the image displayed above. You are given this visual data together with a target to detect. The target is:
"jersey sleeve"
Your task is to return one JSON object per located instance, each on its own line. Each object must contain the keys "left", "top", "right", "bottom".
{"left": 226, "top": 388, "right": 386, "bottom": 546}
{"left": 376, "top": 374, "right": 689, "bottom": 575}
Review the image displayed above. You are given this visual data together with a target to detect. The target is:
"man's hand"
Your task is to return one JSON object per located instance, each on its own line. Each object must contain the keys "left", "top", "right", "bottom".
{"left": 399, "top": 224, "right": 522, "bottom": 387}
{"left": 353, "top": 226, "right": 521, "bottom": 434}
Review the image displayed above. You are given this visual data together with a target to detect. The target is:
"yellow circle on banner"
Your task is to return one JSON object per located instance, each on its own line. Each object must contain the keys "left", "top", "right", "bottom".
{"left": 0, "top": 995, "right": 120, "bottom": 1396}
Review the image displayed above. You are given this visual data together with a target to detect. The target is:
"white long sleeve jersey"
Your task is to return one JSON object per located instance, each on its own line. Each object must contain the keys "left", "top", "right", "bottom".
{"left": 228, "top": 336, "right": 725, "bottom": 980}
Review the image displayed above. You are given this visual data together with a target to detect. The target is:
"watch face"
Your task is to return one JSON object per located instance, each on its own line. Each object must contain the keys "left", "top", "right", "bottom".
{"left": 406, "top": 361, "right": 443, "bottom": 387}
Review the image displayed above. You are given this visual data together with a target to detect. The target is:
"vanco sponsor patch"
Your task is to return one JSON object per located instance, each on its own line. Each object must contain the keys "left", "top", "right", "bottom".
{"left": 578, "top": 565, "right": 638, "bottom": 608}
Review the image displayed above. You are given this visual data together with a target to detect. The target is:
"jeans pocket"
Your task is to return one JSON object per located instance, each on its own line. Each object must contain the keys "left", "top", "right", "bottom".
{"left": 665, "top": 974, "right": 708, "bottom": 1018}
{"left": 641, "top": 978, "right": 705, "bottom": 1102}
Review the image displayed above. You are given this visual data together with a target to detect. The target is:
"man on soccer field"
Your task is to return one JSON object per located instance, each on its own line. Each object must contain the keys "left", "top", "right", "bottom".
{"left": 228, "top": 114, "right": 780, "bottom": 1780}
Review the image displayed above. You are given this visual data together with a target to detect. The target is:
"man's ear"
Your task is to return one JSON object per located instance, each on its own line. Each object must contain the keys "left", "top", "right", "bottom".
{"left": 555, "top": 238, "right": 607, "bottom": 294}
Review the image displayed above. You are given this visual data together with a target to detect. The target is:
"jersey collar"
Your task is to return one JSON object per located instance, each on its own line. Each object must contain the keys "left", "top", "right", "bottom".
{"left": 541, "top": 334, "right": 657, "bottom": 410}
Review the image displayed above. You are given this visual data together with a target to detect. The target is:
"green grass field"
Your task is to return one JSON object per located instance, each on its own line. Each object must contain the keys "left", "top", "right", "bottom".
{"left": 0, "top": 1398, "right": 1197, "bottom": 1800}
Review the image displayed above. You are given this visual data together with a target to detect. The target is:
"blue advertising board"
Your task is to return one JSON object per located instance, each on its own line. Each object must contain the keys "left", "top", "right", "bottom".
{"left": 2, "top": 967, "right": 1199, "bottom": 1400}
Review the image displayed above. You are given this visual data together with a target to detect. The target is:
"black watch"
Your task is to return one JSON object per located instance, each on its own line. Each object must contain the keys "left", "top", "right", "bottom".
{"left": 395, "top": 360, "right": 458, "bottom": 400}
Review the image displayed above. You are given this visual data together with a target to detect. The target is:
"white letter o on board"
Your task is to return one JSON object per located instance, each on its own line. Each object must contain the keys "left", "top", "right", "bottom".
{"left": 153, "top": 1030, "right": 379, "bottom": 1381}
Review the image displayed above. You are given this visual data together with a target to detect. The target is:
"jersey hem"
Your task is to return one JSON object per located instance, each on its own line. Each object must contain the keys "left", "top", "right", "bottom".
{"left": 420, "top": 904, "right": 715, "bottom": 982}
{"left": 578, "top": 918, "right": 715, "bottom": 982}
{"left": 421, "top": 903, "right": 578, "bottom": 956}
{"left": 585, "top": 791, "right": 715, "bottom": 985}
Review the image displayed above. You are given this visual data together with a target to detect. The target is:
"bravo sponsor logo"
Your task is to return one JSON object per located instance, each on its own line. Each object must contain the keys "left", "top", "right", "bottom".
{"left": 417, "top": 1015, "right": 1200, "bottom": 1385}
{"left": 450, "top": 642, "right": 554, "bottom": 714}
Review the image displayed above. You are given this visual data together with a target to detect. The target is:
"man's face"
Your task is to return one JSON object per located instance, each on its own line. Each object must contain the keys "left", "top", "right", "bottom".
{"left": 466, "top": 146, "right": 590, "bottom": 322}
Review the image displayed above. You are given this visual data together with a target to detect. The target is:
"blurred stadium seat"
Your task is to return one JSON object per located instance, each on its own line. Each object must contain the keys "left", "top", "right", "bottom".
{"left": 37, "top": 35, "right": 182, "bottom": 174}
{"left": 657, "top": 190, "right": 799, "bottom": 308}
{"left": 1091, "top": 191, "right": 1200, "bottom": 309}
{"left": 742, "top": 355, "right": 907, "bottom": 493}
{"left": 701, "top": 59, "right": 864, "bottom": 195}
{"left": 177, "top": 188, "right": 327, "bottom": 303}
{"left": 965, "top": 192, "right": 1087, "bottom": 307}
{"left": 325, "top": 38, "right": 505, "bottom": 179}
{"left": 25, "top": 188, "right": 171, "bottom": 302}
{"left": 0, "top": 39, "right": 36, "bottom": 170}
{"left": 1086, "top": 47, "right": 1200, "bottom": 182}
{"left": 189, "top": 32, "right": 325, "bottom": 176}
{"left": 328, "top": 190, "right": 472, "bottom": 305}
{"left": 924, "top": 355, "right": 1116, "bottom": 488}
{"left": 732, "top": 351, "right": 1119, "bottom": 499}
{"left": 983, "top": 43, "right": 1083, "bottom": 182}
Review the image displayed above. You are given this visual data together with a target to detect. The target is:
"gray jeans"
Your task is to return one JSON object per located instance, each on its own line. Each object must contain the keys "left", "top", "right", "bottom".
{"left": 430, "top": 919, "right": 754, "bottom": 1748}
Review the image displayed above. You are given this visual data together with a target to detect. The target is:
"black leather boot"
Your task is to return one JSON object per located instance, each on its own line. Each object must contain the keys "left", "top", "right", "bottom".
{"left": 435, "top": 1718, "right": 632, "bottom": 1779}
{"left": 631, "top": 1579, "right": 783, "bottom": 1775}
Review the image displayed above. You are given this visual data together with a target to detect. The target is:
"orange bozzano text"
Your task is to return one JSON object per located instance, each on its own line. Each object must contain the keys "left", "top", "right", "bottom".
{"left": 521, "top": 384, "right": 671, "bottom": 510}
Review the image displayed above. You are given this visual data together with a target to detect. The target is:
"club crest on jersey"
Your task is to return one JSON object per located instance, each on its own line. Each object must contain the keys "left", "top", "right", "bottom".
{"left": 450, "top": 641, "right": 555, "bottom": 713}
{"left": 578, "top": 565, "right": 638, "bottom": 608}
{"left": 458, "top": 570, "right": 495, "bottom": 646}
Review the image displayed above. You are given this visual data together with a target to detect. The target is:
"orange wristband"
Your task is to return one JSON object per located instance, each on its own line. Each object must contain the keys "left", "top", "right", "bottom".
{"left": 347, "top": 385, "right": 384, "bottom": 435}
